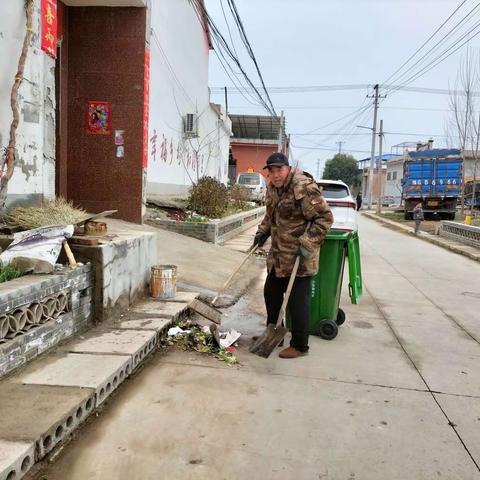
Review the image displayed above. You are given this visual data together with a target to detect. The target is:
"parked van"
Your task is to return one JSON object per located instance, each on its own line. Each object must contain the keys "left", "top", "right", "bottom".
{"left": 236, "top": 172, "right": 267, "bottom": 204}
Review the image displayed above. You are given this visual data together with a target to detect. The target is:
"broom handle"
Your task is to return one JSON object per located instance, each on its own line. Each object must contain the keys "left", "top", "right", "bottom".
{"left": 276, "top": 256, "right": 301, "bottom": 328}
{"left": 63, "top": 240, "right": 77, "bottom": 269}
{"left": 212, "top": 244, "right": 259, "bottom": 306}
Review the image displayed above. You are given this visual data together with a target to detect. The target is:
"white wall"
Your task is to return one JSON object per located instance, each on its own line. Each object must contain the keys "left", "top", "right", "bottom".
{"left": 0, "top": 0, "right": 56, "bottom": 206}
{"left": 385, "top": 161, "right": 404, "bottom": 204}
{"left": 147, "top": 0, "right": 231, "bottom": 197}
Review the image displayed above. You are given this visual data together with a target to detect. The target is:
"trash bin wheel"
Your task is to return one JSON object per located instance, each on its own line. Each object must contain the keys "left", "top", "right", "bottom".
{"left": 319, "top": 319, "right": 338, "bottom": 340}
{"left": 336, "top": 308, "right": 346, "bottom": 326}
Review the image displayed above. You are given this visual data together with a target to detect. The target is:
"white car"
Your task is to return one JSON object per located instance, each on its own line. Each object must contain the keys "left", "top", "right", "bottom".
{"left": 236, "top": 172, "right": 267, "bottom": 204}
{"left": 317, "top": 180, "right": 358, "bottom": 231}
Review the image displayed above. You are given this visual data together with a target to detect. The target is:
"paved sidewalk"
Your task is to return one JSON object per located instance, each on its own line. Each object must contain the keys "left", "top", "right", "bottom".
{"left": 27, "top": 215, "right": 480, "bottom": 480}
{"left": 363, "top": 211, "right": 480, "bottom": 262}
{"left": 0, "top": 293, "right": 197, "bottom": 480}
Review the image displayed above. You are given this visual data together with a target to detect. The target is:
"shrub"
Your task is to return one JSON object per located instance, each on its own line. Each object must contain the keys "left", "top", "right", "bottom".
{"left": 229, "top": 184, "right": 250, "bottom": 210}
{"left": 188, "top": 176, "right": 229, "bottom": 218}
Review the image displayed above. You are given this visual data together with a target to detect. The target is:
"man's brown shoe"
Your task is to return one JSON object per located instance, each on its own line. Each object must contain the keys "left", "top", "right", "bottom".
{"left": 279, "top": 347, "right": 308, "bottom": 359}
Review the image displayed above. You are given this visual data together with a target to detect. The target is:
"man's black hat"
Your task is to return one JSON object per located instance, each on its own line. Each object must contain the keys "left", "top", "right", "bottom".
{"left": 263, "top": 152, "right": 289, "bottom": 170}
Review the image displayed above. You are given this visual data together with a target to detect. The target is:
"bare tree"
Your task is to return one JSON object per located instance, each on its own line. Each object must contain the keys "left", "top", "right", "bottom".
{"left": 0, "top": 0, "right": 34, "bottom": 210}
{"left": 171, "top": 91, "right": 228, "bottom": 184}
{"left": 448, "top": 51, "right": 480, "bottom": 216}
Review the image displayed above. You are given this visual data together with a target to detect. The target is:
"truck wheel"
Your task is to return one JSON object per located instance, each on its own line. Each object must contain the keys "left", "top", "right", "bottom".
{"left": 448, "top": 212, "right": 456, "bottom": 220}
{"left": 404, "top": 211, "right": 412, "bottom": 220}
{"left": 319, "top": 320, "right": 338, "bottom": 340}
{"left": 336, "top": 308, "right": 346, "bottom": 326}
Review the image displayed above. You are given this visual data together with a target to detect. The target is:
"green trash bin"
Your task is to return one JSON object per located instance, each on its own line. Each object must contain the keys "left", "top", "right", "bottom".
{"left": 287, "top": 229, "right": 363, "bottom": 340}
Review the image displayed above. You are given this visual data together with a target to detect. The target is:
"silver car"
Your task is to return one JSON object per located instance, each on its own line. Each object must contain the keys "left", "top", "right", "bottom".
{"left": 236, "top": 172, "right": 267, "bottom": 204}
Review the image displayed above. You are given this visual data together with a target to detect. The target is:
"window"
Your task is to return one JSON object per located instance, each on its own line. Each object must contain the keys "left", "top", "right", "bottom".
{"left": 387, "top": 172, "right": 391, "bottom": 180}
{"left": 393, "top": 171, "right": 397, "bottom": 180}
{"left": 237, "top": 173, "right": 260, "bottom": 185}
{"left": 317, "top": 183, "right": 350, "bottom": 199}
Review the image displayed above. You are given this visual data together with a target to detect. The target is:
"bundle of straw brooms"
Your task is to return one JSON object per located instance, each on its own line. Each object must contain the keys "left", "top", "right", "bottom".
{"left": 5, "top": 198, "right": 88, "bottom": 229}
{"left": 3, "top": 198, "right": 88, "bottom": 270}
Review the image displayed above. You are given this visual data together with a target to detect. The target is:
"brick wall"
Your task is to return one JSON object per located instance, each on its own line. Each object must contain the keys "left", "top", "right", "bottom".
{"left": 64, "top": 7, "right": 146, "bottom": 223}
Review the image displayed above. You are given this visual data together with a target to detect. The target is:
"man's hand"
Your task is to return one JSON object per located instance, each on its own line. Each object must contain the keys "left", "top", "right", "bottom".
{"left": 298, "top": 245, "right": 313, "bottom": 259}
{"left": 253, "top": 231, "right": 268, "bottom": 248}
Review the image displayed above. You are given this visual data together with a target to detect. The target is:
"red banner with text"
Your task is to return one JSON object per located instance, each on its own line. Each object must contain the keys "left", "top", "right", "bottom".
{"left": 142, "top": 48, "right": 151, "bottom": 168}
{"left": 41, "top": 0, "right": 58, "bottom": 58}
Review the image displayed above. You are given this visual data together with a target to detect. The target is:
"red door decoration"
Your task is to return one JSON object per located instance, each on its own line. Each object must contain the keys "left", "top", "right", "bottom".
{"left": 41, "top": 0, "right": 58, "bottom": 58}
{"left": 86, "top": 101, "right": 111, "bottom": 135}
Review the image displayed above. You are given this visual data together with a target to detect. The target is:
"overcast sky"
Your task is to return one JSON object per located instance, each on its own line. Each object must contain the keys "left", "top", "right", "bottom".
{"left": 206, "top": 0, "right": 480, "bottom": 176}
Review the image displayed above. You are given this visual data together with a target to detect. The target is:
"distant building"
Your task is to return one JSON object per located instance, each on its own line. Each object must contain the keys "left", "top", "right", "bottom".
{"left": 229, "top": 114, "right": 288, "bottom": 182}
{"left": 358, "top": 154, "right": 399, "bottom": 203}
{"left": 384, "top": 158, "right": 404, "bottom": 204}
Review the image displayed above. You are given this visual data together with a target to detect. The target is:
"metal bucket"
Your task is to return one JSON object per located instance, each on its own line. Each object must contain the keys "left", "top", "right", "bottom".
{"left": 150, "top": 265, "right": 177, "bottom": 299}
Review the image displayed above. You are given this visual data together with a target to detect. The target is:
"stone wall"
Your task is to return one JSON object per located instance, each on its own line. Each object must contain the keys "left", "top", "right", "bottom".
{"left": 438, "top": 221, "right": 480, "bottom": 248}
{"left": 150, "top": 206, "right": 265, "bottom": 244}
{"left": 68, "top": 226, "right": 158, "bottom": 321}
{"left": 0, "top": 265, "right": 94, "bottom": 378}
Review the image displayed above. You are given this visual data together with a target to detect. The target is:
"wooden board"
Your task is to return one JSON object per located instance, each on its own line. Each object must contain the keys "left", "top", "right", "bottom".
{"left": 70, "top": 236, "right": 100, "bottom": 246}
{"left": 76, "top": 210, "right": 118, "bottom": 226}
{"left": 188, "top": 298, "right": 222, "bottom": 325}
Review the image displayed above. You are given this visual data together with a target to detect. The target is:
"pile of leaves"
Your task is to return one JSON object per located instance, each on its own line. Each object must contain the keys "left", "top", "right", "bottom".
{"left": 188, "top": 176, "right": 229, "bottom": 218}
{"left": 163, "top": 319, "right": 238, "bottom": 365}
{"left": 6, "top": 197, "right": 87, "bottom": 228}
{"left": 0, "top": 264, "right": 23, "bottom": 284}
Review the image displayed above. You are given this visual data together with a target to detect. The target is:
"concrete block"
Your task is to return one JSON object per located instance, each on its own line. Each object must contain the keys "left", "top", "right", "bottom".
{"left": 13, "top": 353, "right": 132, "bottom": 407}
{"left": 64, "top": 329, "right": 157, "bottom": 370}
{"left": 0, "top": 440, "right": 34, "bottom": 480}
{"left": 114, "top": 317, "right": 172, "bottom": 333}
{"left": 131, "top": 300, "right": 189, "bottom": 319}
{"left": 0, "top": 383, "right": 95, "bottom": 461}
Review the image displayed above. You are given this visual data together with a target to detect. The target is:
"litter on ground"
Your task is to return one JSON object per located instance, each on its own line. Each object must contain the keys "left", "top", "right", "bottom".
{"left": 163, "top": 319, "right": 240, "bottom": 366}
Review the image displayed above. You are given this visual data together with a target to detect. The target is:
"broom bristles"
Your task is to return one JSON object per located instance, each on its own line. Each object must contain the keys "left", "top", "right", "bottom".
{"left": 6, "top": 198, "right": 88, "bottom": 229}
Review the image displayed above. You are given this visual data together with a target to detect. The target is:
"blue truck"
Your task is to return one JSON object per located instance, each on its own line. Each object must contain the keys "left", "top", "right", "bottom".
{"left": 402, "top": 149, "right": 462, "bottom": 220}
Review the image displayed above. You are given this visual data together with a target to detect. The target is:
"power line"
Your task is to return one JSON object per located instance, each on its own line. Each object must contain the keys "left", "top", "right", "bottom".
{"left": 191, "top": 0, "right": 276, "bottom": 116}
{"left": 210, "top": 84, "right": 480, "bottom": 96}
{"left": 387, "top": 22, "right": 480, "bottom": 95}
{"left": 225, "top": 0, "right": 277, "bottom": 116}
{"left": 291, "top": 131, "right": 454, "bottom": 137}
{"left": 291, "top": 144, "right": 372, "bottom": 154}
{"left": 228, "top": 105, "right": 453, "bottom": 112}
{"left": 386, "top": 2, "right": 480, "bottom": 88}
{"left": 383, "top": 0, "right": 470, "bottom": 85}
{"left": 218, "top": 0, "right": 240, "bottom": 59}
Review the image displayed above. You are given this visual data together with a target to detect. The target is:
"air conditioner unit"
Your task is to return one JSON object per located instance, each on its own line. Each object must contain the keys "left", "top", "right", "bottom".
{"left": 183, "top": 113, "right": 198, "bottom": 138}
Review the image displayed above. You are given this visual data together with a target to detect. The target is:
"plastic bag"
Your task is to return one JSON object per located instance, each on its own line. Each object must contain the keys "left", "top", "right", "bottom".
{"left": 0, "top": 225, "right": 74, "bottom": 273}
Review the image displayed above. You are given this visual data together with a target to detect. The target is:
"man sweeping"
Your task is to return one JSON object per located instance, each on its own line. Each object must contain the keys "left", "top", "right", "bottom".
{"left": 252, "top": 152, "right": 334, "bottom": 359}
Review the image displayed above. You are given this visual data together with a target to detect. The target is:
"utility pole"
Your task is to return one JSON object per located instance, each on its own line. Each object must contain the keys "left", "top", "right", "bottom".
{"left": 316, "top": 158, "right": 320, "bottom": 180}
{"left": 224, "top": 86, "right": 228, "bottom": 114}
{"left": 367, "top": 84, "right": 380, "bottom": 210}
{"left": 336, "top": 141, "right": 345, "bottom": 154}
{"left": 376, "top": 119, "right": 384, "bottom": 215}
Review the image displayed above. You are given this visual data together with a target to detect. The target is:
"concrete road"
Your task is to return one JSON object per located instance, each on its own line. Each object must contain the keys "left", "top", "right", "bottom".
{"left": 31, "top": 216, "right": 480, "bottom": 480}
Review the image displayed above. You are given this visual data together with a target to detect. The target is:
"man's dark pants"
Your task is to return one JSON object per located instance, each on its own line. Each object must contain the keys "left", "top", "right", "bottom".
{"left": 264, "top": 268, "right": 311, "bottom": 352}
